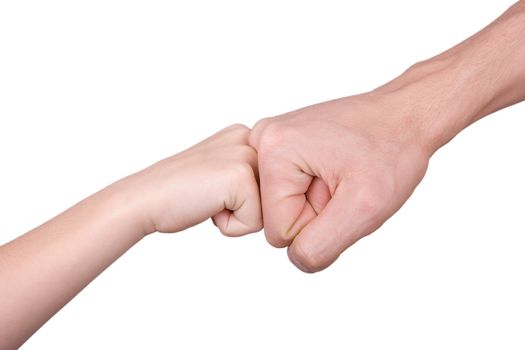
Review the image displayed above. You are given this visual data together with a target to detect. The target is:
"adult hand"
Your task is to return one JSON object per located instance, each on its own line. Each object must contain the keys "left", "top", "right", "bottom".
{"left": 250, "top": 0, "right": 525, "bottom": 273}
{"left": 250, "top": 91, "right": 430, "bottom": 272}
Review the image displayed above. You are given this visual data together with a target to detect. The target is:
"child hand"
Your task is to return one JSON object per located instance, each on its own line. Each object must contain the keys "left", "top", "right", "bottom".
{"left": 0, "top": 124, "right": 262, "bottom": 349}
{"left": 125, "top": 124, "right": 263, "bottom": 237}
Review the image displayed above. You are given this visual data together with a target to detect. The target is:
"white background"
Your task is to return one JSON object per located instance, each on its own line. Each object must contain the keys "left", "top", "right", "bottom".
{"left": 1, "top": 0, "right": 524, "bottom": 349}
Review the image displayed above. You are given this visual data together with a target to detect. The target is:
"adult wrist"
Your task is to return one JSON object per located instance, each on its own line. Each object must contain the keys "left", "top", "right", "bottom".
{"left": 377, "top": 55, "right": 478, "bottom": 156}
{"left": 376, "top": 1, "right": 525, "bottom": 156}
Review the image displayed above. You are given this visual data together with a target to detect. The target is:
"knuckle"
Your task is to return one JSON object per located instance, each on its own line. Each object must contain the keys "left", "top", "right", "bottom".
{"left": 232, "top": 144, "right": 257, "bottom": 163}
{"left": 248, "top": 119, "right": 268, "bottom": 149}
{"left": 226, "top": 123, "right": 250, "bottom": 133}
{"left": 264, "top": 229, "right": 290, "bottom": 248}
{"left": 353, "top": 182, "right": 391, "bottom": 219}
{"left": 223, "top": 123, "right": 251, "bottom": 142}
{"left": 256, "top": 122, "right": 294, "bottom": 152}
{"left": 355, "top": 195, "right": 381, "bottom": 218}
{"left": 251, "top": 117, "right": 272, "bottom": 134}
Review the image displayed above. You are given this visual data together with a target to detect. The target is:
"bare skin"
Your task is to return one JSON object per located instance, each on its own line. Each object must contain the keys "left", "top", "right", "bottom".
{"left": 250, "top": 1, "right": 525, "bottom": 273}
{"left": 0, "top": 124, "right": 262, "bottom": 350}
{"left": 1, "top": 1, "right": 524, "bottom": 348}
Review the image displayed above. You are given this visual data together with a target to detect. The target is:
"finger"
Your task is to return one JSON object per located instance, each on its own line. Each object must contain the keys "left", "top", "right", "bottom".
{"left": 257, "top": 151, "right": 318, "bottom": 248}
{"left": 212, "top": 164, "right": 262, "bottom": 236}
{"left": 306, "top": 177, "right": 331, "bottom": 215}
{"left": 287, "top": 180, "right": 385, "bottom": 273}
{"left": 279, "top": 177, "right": 331, "bottom": 243}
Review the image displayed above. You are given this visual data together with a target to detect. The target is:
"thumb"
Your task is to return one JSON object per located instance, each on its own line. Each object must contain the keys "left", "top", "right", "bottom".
{"left": 287, "top": 180, "right": 385, "bottom": 273}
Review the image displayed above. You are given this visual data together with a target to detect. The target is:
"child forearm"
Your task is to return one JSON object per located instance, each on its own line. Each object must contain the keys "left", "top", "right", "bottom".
{"left": 0, "top": 179, "right": 145, "bottom": 350}
{"left": 0, "top": 124, "right": 261, "bottom": 349}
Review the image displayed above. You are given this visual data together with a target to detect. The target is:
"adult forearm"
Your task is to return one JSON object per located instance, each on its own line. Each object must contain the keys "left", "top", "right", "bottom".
{"left": 0, "top": 180, "right": 144, "bottom": 349}
{"left": 380, "top": 0, "right": 525, "bottom": 155}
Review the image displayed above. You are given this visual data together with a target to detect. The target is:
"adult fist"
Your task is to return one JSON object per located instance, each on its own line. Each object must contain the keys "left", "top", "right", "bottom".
{"left": 250, "top": 91, "right": 430, "bottom": 272}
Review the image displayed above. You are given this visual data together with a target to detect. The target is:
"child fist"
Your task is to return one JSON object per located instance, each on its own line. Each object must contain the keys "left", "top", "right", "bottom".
{"left": 126, "top": 124, "right": 263, "bottom": 237}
